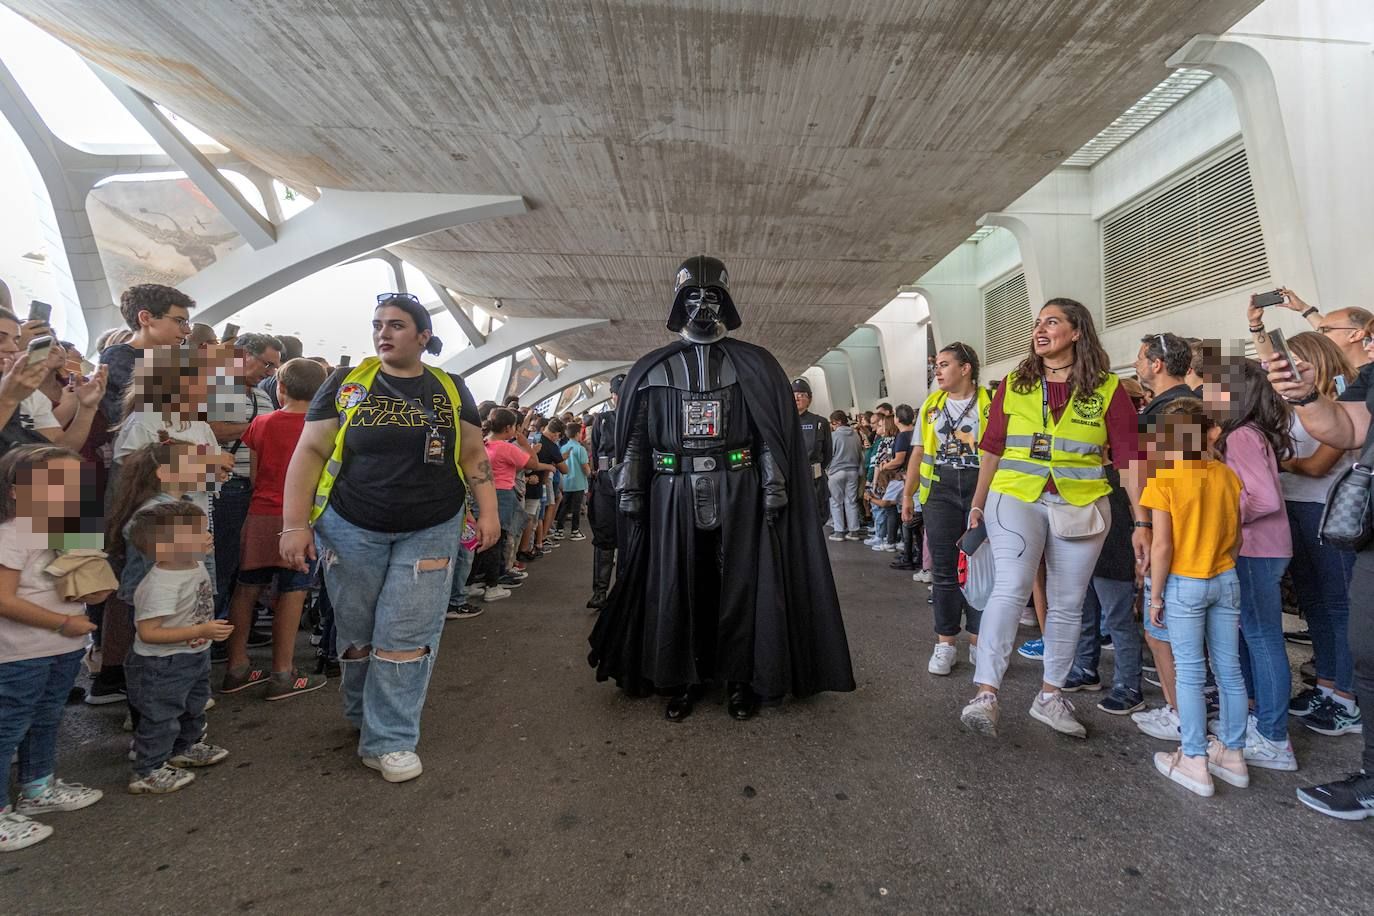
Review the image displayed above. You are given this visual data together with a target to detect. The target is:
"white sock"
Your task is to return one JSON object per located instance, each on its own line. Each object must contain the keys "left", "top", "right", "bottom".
{"left": 1333, "top": 694, "right": 1357, "bottom": 714}
{"left": 1039, "top": 691, "right": 1058, "bottom": 702}
{"left": 1319, "top": 685, "right": 1334, "bottom": 699}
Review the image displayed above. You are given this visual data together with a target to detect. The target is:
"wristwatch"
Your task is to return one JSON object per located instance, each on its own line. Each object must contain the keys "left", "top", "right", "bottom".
{"left": 1283, "top": 390, "right": 1320, "bottom": 407}
{"left": 1132, "top": 521, "right": 1153, "bottom": 529}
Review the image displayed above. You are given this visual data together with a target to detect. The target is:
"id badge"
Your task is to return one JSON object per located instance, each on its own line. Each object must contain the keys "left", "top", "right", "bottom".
{"left": 424, "top": 428, "right": 445, "bottom": 466}
{"left": 940, "top": 439, "right": 960, "bottom": 460}
{"left": 1029, "top": 432, "right": 1053, "bottom": 461}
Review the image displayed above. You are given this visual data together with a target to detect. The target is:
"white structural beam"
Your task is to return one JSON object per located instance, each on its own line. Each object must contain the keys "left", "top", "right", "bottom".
{"left": 569, "top": 386, "right": 613, "bottom": 414}
{"left": 520, "top": 360, "right": 633, "bottom": 407}
{"left": 428, "top": 281, "right": 486, "bottom": 348}
{"left": 92, "top": 66, "right": 278, "bottom": 249}
{"left": 530, "top": 345, "right": 559, "bottom": 381}
{"left": 184, "top": 191, "right": 527, "bottom": 327}
{"left": 441, "top": 316, "right": 610, "bottom": 376}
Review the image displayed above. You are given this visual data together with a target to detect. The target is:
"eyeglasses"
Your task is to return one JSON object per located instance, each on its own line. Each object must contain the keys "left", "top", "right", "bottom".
{"left": 1318, "top": 326, "right": 1360, "bottom": 334}
{"left": 376, "top": 292, "right": 420, "bottom": 305}
{"left": 159, "top": 315, "right": 192, "bottom": 330}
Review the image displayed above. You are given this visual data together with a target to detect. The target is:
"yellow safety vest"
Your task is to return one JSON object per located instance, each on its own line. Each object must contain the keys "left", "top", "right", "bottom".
{"left": 989, "top": 373, "right": 1118, "bottom": 507}
{"left": 311, "top": 357, "right": 465, "bottom": 524}
{"left": 917, "top": 387, "right": 991, "bottom": 504}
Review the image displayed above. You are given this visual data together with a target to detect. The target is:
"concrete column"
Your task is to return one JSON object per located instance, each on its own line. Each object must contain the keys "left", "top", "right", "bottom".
{"left": 865, "top": 294, "right": 929, "bottom": 405}
{"left": 1170, "top": 3, "right": 1374, "bottom": 308}
{"left": 801, "top": 366, "right": 832, "bottom": 417}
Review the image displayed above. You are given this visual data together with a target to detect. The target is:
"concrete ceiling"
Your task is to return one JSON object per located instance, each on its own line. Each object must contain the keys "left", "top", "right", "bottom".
{"left": 6, "top": 0, "right": 1259, "bottom": 375}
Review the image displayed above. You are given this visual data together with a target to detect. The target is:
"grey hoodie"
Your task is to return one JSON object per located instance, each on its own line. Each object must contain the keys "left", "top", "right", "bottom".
{"left": 828, "top": 424, "right": 862, "bottom": 473}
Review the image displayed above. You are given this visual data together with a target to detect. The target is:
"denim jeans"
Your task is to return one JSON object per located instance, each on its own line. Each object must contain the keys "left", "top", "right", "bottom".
{"left": 1236, "top": 555, "right": 1291, "bottom": 743}
{"left": 1070, "top": 576, "right": 1141, "bottom": 694}
{"left": 0, "top": 649, "right": 84, "bottom": 807}
{"left": 125, "top": 650, "right": 211, "bottom": 776}
{"left": 1163, "top": 571, "right": 1247, "bottom": 756}
{"left": 449, "top": 543, "right": 475, "bottom": 605}
{"left": 212, "top": 476, "right": 252, "bottom": 616}
{"left": 314, "top": 506, "right": 461, "bottom": 758}
{"left": 1286, "top": 500, "right": 1355, "bottom": 692}
{"left": 828, "top": 469, "right": 860, "bottom": 533}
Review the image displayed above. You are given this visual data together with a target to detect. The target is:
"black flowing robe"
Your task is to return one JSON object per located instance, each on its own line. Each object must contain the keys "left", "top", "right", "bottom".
{"left": 588, "top": 337, "right": 855, "bottom": 701}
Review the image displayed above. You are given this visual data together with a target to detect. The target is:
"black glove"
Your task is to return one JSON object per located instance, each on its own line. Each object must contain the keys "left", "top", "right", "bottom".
{"left": 760, "top": 447, "right": 787, "bottom": 525}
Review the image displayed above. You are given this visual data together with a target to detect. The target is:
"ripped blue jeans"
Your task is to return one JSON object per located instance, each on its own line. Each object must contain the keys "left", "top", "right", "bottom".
{"left": 313, "top": 506, "right": 461, "bottom": 758}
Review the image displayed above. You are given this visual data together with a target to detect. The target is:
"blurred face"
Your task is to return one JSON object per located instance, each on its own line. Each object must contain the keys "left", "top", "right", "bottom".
{"left": 1032, "top": 305, "right": 1079, "bottom": 361}
{"left": 157, "top": 444, "right": 219, "bottom": 493}
{"left": 934, "top": 351, "right": 971, "bottom": 392}
{"left": 1200, "top": 380, "right": 1237, "bottom": 422}
{"left": 14, "top": 457, "right": 83, "bottom": 526}
{"left": 373, "top": 306, "right": 427, "bottom": 365}
{"left": 153, "top": 515, "right": 211, "bottom": 565}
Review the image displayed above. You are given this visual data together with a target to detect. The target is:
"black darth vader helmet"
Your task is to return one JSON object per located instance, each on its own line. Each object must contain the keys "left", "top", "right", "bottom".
{"left": 666, "top": 255, "right": 742, "bottom": 334}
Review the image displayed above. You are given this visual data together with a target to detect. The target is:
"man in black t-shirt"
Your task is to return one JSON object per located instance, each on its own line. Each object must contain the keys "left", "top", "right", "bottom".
{"left": 1134, "top": 333, "right": 1195, "bottom": 419}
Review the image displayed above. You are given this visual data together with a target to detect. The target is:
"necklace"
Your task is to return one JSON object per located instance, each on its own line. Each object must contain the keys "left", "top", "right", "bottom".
{"left": 1044, "top": 360, "right": 1074, "bottom": 372}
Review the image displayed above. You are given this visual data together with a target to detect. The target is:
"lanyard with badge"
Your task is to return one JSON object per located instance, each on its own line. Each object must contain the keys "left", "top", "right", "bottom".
{"left": 937, "top": 397, "right": 977, "bottom": 461}
{"left": 1030, "top": 382, "right": 1055, "bottom": 461}
{"left": 372, "top": 373, "right": 447, "bottom": 466}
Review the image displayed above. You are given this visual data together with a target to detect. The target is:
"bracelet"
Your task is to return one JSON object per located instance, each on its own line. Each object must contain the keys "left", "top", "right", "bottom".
{"left": 278, "top": 527, "right": 308, "bottom": 537}
{"left": 1248, "top": 325, "right": 1264, "bottom": 333}
{"left": 1283, "top": 390, "right": 1320, "bottom": 407}
{"left": 1149, "top": 602, "right": 1164, "bottom": 610}
{"left": 969, "top": 507, "right": 984, "bottom": 517}
{"left": 1302, "top": 306, "right": 1319, "bottom": 318}
{"left": 1132, "top": 521, "right": 1153, "bottom": 529}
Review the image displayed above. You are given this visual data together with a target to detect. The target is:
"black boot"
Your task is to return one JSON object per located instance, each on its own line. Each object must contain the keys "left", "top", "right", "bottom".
{"left": 727, "top": 682, "right": 760, "bottom": 720}
{"left": 587, "top": 548, "right": 614, "bottom": 609}
{"left": 665, "top": 684, "right": 703, "bottom": 722}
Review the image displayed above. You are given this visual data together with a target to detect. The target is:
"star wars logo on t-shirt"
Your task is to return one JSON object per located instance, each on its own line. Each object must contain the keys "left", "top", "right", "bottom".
{"left": 351, "top": 394, "right": 455, "bottom": 429}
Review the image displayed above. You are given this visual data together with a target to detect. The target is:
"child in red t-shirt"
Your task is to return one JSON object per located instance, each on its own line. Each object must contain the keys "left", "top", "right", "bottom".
{"left": 221, "top": 359, "right": 329, "bottom": 701}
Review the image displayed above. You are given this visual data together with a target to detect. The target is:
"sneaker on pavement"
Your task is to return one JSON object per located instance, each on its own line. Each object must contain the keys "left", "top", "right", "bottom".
{"left": 168, "top": 742, "right": 229, "bottom": 768}
{"left": 220, "top": 664, "right": 270, "bottom": 694}
{"left": 960, "top": 692, "right": 999, "bottom": 737}
{"left": 844, "top": 532, "right": 865, "bottom": 541}
{"left": 83, "top": 683, "right": 126, "bottom": 706}
{"left": 1244, "top": 731, "right": 1298, "bottom": 771}
{"left": 1154, "top": 749, "right": 1214, "bottom": 797}
{"left": 0, "top": 808, "right": 52, "bottom": 851}
{"left": 928, "top": 643, "right": 956, "bottom": 676}
{"left": 497, "top": 574, "right": 524, "bottom": 588}
{"left": 1099, "top": 634, "right": 1113, "bottom": 651}
{"left": 1283, "top": 629, "right": 1312, "bottom": 646}
{"left": 1097, "top": 686, "right": 1145, "bottom": 715}
{"left": 551, "top": 528, "right": 565, "bottom": 539}
{"left": 467, "top": 584, "right": 487, "bottom": 597}
{"left": 128, "top": 764, "right": 195, "bottom": 795}
{"left": 569, "top": 531, "right": 586, "bottom": 541}
{"left": 1206, "top": 736, "right": 1250, "bottom": 788}
{"left": 483, "top": 585, "right": 511, "bottom": 602}
{"left": 1296, "top": 771, "right": 1374, "bottom": 821}
{"left": 915, "top": 570, "right": 932, "bottom": 584}
{"left": 446, "top": 602, "right": 485, "bottom": 620}
{"left": 1143, "top": 669, "right": 1162, "bottom": 688}
{"left": 870, "top": 542, "right": 888, "bottom": 552}
{"left": 15, "top": 778, "right": 102, "bottom": 815}
{"left": 1303, "top": 698, "right": 1363, "bottom": 736}
{"left": 863, "top": 536, "right": 880, "bottom": 547}
{"left": 889, "top": 558, "right": 915, "bottom": 570}
{"left": 1062, "top": 670, "right": 1102, "bottom": 693}
{"left": 1289, "top": 686, "right": 1325, "bottom": 718}
{"left": 362, "top": 750, "right": 423, "bottom": 783}
{"left": 1134, "top": 705, "right": 1181, "bottom": 741}
{"left": 1029, "top": 692, "right": 1087, "bottom": 738}
{"left": 266, "top": 669, "right": 327, "bottom": 702}
{"left": 828, "top": 532, "right": 845, "bottom": 542}
{"left": 1016, "top": 638, "right": 1044, "bottom": 660}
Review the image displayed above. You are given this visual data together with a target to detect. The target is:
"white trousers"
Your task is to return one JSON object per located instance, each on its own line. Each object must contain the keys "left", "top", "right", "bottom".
{"left": 972, "top": 490, "right": 1110, "bottom": 690}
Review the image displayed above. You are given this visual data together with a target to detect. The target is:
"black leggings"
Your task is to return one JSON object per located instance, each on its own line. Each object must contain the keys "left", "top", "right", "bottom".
{"left": 1347, "top": 551, "right": 1374, "bottom": 772}
{"left": 556, "top": 489, "right": 586, "bottom": 532}
{"left": 923, "top": 466, "right": 981, "bottom": 637}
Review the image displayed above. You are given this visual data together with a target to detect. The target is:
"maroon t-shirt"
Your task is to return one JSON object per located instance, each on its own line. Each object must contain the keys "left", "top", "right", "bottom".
{"left": 979, "top": 379, "right": 1141, "bottom": 492}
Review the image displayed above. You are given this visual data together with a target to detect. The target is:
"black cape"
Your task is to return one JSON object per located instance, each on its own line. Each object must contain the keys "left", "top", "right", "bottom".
{"left": 588, "top": 337, "right": 855, "bottom": 700}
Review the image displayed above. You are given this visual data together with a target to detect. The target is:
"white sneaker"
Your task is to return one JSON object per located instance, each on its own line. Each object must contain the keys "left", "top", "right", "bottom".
{"left": 483, "top": 585, "right": 511, "bottom": 602}
{"left": 915, "top": 570, "right": 932, "bottom": 583}
{"left": 1134, "top": 705, "right": 1181, "bottom": 741}
{"left": 1030, "top": 691, "right": 1087, "bottom": 739}
{"left": 0, "top": 808, "right": 52, "bottom": 851}
{"left": 881, "top": 543, "right": 898, "bottom": 552}
{"left": 468, "top": 584, "right": 486, "bottom": 598}
{"left": 870, "top": 542, "right": 887, "bottom": 552}
{"left": 362, "top": 750, "right": 423, "bottom": 783}
{"left": 864, "top": 536, "right": 880, "bottom": 547}
{"left": 1243, "top": 731, "right": 1298, "bottom": 771}
{"left": 828, "top": 533, "right": 845, "bottom": 542}
{"left": 1154, "top": 749, "right": 1214, "bottom": 798}
{"left": 14, "top": 778, "right": 102, "bottom": 815}
{"left": 928, "top": 643, "right": 957, "bottom": 676}
{"left": 960, "top": 692, "right": 999, "bottom": 737}
{"left": 1019, "top": 608, "right": 1037, "bottom": 627}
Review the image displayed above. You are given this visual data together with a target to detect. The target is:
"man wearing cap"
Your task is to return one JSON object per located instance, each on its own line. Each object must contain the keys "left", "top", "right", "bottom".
{"left": 793, "top": 378, "right": 832, "bottom": 525}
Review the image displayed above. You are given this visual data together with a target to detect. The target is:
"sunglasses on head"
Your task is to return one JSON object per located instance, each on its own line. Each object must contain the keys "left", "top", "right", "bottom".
{"left": 376, "top": 292, "right": 421, "bottom": 305}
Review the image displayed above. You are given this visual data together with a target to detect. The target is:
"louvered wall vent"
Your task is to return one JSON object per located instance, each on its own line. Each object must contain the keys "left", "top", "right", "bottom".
{"left": 1103, "top": 147, "right": 1269, "bottom": 326}
{"left": 984, "top": 271, "right": 1031, "bottom": 363}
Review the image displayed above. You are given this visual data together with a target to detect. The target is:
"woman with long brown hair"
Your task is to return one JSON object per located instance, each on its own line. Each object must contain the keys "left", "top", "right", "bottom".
{"left": 959, "top": 298, "right": 1144, "bottom": 739}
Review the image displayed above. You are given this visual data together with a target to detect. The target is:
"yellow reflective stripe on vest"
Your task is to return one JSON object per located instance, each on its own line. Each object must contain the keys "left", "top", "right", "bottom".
{"left": 990, "top": 373, "right": 1117, "bottom": 507}
{"left": 916, "top": 387, "right": 991, "bottom": 504}
{"left": 311, "top": 357, "right": 465, "bottom": 524}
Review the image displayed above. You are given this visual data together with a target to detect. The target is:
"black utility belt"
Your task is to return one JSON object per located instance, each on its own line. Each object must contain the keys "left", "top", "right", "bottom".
{"left": 653, "top": 448, "right": 753, "bottom": 474}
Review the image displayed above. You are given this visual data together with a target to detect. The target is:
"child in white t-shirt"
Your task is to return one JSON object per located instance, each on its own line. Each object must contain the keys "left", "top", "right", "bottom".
{"left": 124, "top": 501, "right": 231, "bottom": 795}
{"left": 0, "top": 445, "right": 103, "bottom": 852}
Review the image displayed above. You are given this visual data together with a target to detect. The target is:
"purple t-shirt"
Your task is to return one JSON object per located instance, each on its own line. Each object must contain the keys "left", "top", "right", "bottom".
{"left": 1221, "top": 424, "right": 1292, "bottom": 558}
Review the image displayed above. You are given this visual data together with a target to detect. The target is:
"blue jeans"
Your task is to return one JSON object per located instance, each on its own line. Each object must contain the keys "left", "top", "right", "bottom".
{"left": 1071, "top": 577, "right": 1141, "bottom": 694}
{"left": 449, "top": 543, "right": 474, "bottom": 605}
{"left": 125, "top": 650, "right": 211, "bottom": 776}
{"left": 0, "top": 649, "right": 84, "bottom": 807}
{"left": 1236, "top": 555, "right": 1291, "bottom": 743}
{"left": 1286, "top": 500, "right": 1355, "bottom": 692}
{"left": 314, "top": 506, "right": 461, "bottom": 757}
{"left": 212, "top": 476, "right": 252, "bottom": 617}
{"left": 1163, "top": 571, "right": 1247, "bottom": 757}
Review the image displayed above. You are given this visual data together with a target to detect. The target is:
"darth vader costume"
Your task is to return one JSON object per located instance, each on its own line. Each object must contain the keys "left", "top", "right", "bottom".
{"left": 585, "top": 373, "right": 626, "bottom": 609}
{"left": 588, "top": 256, "right": 855, "bottom": 720}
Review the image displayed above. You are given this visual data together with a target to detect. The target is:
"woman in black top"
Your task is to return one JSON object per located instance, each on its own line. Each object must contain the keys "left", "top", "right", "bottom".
{"left": 281, "top": 295, "right": 497, "bottom": 784}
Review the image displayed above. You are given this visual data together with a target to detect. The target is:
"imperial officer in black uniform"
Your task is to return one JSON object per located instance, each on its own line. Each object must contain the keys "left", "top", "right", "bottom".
{"left": 791, "top": 377, "right": 832, "bottom": 524}
{"left": 585, "top": 373, "right": 625, "bottom": 609}
{"left": 588, "top": 256, "right": 855, "bottom": 721}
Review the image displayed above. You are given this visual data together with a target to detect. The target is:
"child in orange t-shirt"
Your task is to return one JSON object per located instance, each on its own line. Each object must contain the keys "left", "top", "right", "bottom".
{"left": 1140, "top": 400, "right": 1246, "bottom": 799}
